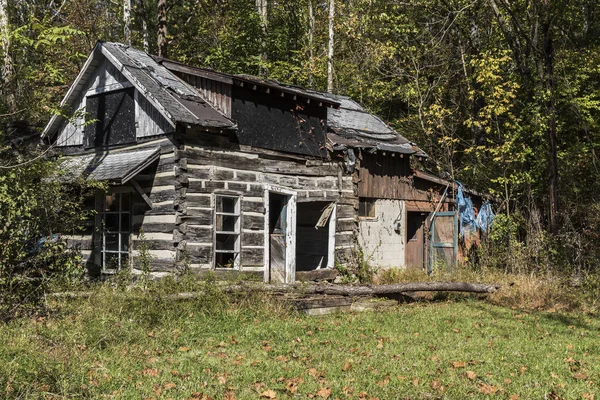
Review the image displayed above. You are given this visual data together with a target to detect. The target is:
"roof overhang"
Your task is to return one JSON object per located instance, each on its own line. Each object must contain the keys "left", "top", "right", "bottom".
{"left": 59, "top": 147, "right": 161, "bottom": 184}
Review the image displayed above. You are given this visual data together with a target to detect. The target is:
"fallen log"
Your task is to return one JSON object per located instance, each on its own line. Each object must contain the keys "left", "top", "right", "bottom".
{"left": 171, "top": 281, "right": 500, "bottom": 300}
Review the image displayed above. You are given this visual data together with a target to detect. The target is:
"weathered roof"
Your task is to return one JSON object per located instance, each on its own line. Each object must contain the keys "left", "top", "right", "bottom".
{"left": 43, "top": 42, "right": 234, "bottom": 138}
{"left": 276, "top": 88, "right": 426, "bottom": 157}
{"left": 153, "top": 57, "right": 340, "bottom": 107}
{"left": 60, "top": 147, "right": 161, "bottom": 184}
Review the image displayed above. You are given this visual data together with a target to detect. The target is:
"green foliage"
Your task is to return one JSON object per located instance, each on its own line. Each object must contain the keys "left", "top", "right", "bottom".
{"left": 136, "top": 228, "right": 153, "bottom": 286}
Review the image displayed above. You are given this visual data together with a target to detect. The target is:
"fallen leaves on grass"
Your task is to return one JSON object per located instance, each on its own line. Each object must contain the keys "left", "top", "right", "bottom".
{"left": 259, "top": 389, "right": 277, "bottom": 399}
{"left": 316, "top": 387, "right": 332, "bottom": 398}
{"left": 141, "top": 368, "right": 159, "bottom": 377}
{"left": 465, "top": 371, "right": 477, "bottom": 380}
{"left": 478, "top": 383, "right": 501, "bottom": 395}
{"left": 451, "top": 361, "right": 466, "bottom": 368}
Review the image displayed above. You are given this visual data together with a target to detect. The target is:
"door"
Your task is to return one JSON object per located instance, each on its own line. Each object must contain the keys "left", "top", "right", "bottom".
{"left": 429, "top": 211, "right": 458, "bottom": 273}
{"left": 268, "top": 193, "right": 288, "bottom": 283}
{"left": 405, "top": 211, "right": 428, "bottom": 270}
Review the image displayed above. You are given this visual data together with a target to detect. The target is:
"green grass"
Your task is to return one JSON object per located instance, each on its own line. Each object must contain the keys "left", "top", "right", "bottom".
{"left": 0, "top": 284, "right": 599, "bottom": 399}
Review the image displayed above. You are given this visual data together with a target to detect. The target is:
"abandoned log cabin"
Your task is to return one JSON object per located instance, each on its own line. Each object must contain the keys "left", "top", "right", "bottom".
{"left": 43, "top": 41, "right": 469, "bottom": 282}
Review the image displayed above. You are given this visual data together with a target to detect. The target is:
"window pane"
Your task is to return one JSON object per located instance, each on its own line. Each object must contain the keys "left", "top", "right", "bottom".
{"left": 120, "top": 213, "right": 130, "bottom": 231}
{"left": 105, "top": 233, "right": 119, "bottom": 251}
{"left": 215, "top": 252, "right": 236, "bottom": 268}
{"left": 216, "top": 214, "right": 237, "bottom": 232}
{"left": 120, "top": 193, "right": 131, "bottom": 211}
{"left": 121, "top": 233, "right": 129, "bottom": 251}
{"left": 121, "top": 253, "right": 129, "bottom": 268}
{"left": 105, "top": 193, "right": 119, "bottom": 212}
{"left": 216, "top": 196, "right": 237, "bottom": 214}
{"left": 104, "top": 214, "right": 119, "bottom": 232}
{"left": 105, "top": 254, "right": 120, "bottom": 270}
{"left": 216, "top": 233, "right": 237, "bottom": 250}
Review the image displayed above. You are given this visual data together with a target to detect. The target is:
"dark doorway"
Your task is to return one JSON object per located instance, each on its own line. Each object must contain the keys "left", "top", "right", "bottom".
{"left": 405, "top": 211, "right": 429, "bottom": 270}
{"left": 296, "top": 202, "right": 332, "bottom": 271}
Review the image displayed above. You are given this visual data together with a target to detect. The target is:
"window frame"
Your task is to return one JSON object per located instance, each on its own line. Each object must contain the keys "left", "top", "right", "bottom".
{"left": 358, "top": 197, "right": 376, "bottom": 219}
{"left": 213, "top": 194, "right": 242, "bottom": 269}
{"left": 99, "top": 191, "right": 132, "bottom": 273}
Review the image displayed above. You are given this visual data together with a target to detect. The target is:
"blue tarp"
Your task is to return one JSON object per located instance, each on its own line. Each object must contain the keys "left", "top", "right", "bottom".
{"left": 457, "top": 182, "right": 494, "bottom": 236}
{"left": 457, "top": 182, "right": 477, "bottom": 237}
{"left": 476, "top": 200, "right": 495, "bottom": 232}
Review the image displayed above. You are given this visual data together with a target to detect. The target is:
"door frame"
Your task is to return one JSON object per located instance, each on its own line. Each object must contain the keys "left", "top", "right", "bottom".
{"left": 263, "top": 185, "right": 297, "bottom": 283}
{"left": 428, "top": 211, "right": 458, "bottom": 274}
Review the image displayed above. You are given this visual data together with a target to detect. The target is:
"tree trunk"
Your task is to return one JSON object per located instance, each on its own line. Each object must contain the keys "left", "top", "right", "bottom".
{"left": 157, "top": 0, "right": 167, "bottom": 57}
{"left": 0, "top": 0, "right": 15, "bottom": 114}
{"left": 307, "top": 0, "right": 315, "bottom": 88}
{"left": 168, "top": 281, "right": 501, "bottom": 300}
{"left": 541, "top": 0, "right": 559, "bottom": 235}
{"left": 123, "top": 0, "right": 131, "bottom": 45}
{"left": 256, "top": 0, "right": 268, "bottom": 75}
{"left": 327, "top": 0, "right": 334, "bottom": 93}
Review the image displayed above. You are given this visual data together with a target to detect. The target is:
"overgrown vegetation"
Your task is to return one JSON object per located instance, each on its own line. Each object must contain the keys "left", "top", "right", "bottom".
{"left": 0, "top": 279, "right": 598, "bottom": 399}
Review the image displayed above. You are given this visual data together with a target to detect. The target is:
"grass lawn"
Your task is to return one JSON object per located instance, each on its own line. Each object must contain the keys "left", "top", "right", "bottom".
{"left": 0, "top": 285, "right": 599, "bottom": 399}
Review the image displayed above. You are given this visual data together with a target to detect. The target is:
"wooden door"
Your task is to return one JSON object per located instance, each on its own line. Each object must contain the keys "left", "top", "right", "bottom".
{"left": 268, "top": 193, "right": 288, "bottom": 283}
{"left": 405, "top": 211, "right": 428, "bottom": 270}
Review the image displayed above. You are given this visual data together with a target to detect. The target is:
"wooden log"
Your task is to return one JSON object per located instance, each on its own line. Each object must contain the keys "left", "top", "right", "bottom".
{"left": 168, "top": 281, "right": 500, "bottom": 300}
{"left": 296, "top": 269, "right": 339, "bottom": 282}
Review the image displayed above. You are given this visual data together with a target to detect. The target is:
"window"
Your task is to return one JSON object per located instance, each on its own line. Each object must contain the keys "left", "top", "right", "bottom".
{"left": 358, "top": 198, "right": 376, "bottom": 218}
{"left": 100, "top": 192, "right": 131, "bottom": 272}
{"left": 214, "top": 195, "right": 241, "bottom": 268}
{"left": 84, "top": 87, "right": 136, "bottom": 148}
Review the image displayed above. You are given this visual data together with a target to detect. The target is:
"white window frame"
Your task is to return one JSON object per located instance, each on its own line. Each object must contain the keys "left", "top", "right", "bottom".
{"left": 213, "top": 194, "right": 242, "bottom": 269}
{"left": 99, "top": 190, "right": 132, "bottom": 273}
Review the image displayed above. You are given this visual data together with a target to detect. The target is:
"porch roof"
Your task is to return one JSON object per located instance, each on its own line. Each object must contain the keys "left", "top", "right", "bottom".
{"left": 60, "top": 147, "right": 161, "bottom": 184}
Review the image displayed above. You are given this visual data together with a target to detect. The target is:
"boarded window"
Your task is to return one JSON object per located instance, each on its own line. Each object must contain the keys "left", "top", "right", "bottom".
{"left": 84, "top": 88, "right": 136, "bottom": 148}
{"left": 214, "top": 195, "right": 241, "bottom": 268}
{"left": 358, "top": 198, "right": 376, "bottom": 218}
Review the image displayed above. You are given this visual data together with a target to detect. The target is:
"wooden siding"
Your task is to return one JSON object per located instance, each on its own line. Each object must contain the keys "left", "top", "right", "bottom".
{"left": 174, "top": 71, "right": 232, "bottom": 117}
{"left": 57, "top": 56, "right": 173, "bottom": 148}
{"left": 57, "top": 58, "right": 128, "bottom": 147}
{"left": 356, "top": 152, "right": 448, "bottom": 204}
{"left": 136, "top": 90, "right": 174, "bottom": 138}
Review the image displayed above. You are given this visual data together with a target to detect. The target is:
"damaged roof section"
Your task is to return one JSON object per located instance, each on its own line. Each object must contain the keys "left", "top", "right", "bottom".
{"left": 60, "top": 147, "right": 161, "bottom": 184}
{"left": 326, "top": 96, "right": 427, "bottom": 157}
{"left": 102, "top": 43, "right": 234, "bottom": 129}
{"left": 273, "top": 88, "right": 426, "bottom": 157}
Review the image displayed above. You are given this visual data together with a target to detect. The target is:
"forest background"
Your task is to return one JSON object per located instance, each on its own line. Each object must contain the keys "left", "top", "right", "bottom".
{"left": 1, "top": 0, "right": 600, "bottom": 289}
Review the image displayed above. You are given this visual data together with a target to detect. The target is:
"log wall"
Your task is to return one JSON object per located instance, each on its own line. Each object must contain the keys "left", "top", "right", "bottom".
{"left": 178, "top": 133, "right": 357, "bottom": 272}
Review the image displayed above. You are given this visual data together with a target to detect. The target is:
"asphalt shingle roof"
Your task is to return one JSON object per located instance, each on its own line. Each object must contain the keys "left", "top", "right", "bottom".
{"left": 61, "top": 147, "right": 161, "bottom": 183}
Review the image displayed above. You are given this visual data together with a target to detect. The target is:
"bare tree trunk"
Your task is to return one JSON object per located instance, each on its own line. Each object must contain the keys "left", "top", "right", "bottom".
{"left": 327, "top": 0, "right": 334, "bottom": 93}
{"left": 0, "top": 0, "right": 15, "bottom": 114}
{"left": 256, "top": 0, "right": 268, "bottom": 75}
{"left": 541, "top": 0, "right": 559, "bottom": 235}
{"left": 157, "top": 0, "right": 167, "bottom": 57}
{"left": 307, "top": 0, "right": 315, "bottom": 88}
{"left": 142, "top": 19, "right": 149, "bottom": 52}
{"left": 123, "top": 0, "right": 131, "bottom": 45}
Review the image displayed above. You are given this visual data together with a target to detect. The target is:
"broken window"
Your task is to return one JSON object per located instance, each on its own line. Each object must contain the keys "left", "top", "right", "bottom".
{"left": 214, "top": 195, "right": 240, "bottom": 269}
{"left": 84, "top": 88, "right": 136, "bottom": 148}
{"left": 358, "top": 197, "right": 376, "bottom": 218}
{"left": 100, "top": 192, "right": 131, "bottom": 272}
